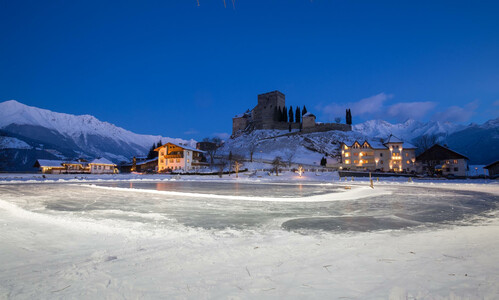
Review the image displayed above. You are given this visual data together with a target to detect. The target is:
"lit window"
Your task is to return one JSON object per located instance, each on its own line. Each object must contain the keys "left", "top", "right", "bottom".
{"left": 345, "top": 160, "right": 350, "bottom": 164}
{"left": 405, "top": 153, "right": 409, "bottom": 157}
{"left": 406, "top": 160, "right": 410, "bottom": 164}
{"left": 176, "top": 159, "right": 180, "bottom": 163}
{"left": 453, "top": 160, "right": 458, "bottom": 164}
{"left": 354, "top": 160, "right": 358, "bottom": 164}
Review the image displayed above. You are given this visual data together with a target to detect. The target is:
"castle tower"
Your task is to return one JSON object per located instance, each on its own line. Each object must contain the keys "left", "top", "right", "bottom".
{"left": 253, "top": 91, "right": 285, "bottom": 129}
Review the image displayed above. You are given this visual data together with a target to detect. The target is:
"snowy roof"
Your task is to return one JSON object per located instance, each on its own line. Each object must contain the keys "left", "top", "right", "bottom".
{"left": 156, "top": 142, "right": 205, "bottom": 153}
{"left": 35, "top": 159, "right": 65, "bottom": 167}
{"left": 303, "top": 112, "right": 315, "bottom": 117}
{"left": 401, "top": 141, "right": 417, "bottom": 149}
{"left": 136, "top": 157, "right": 158, "bottom": 165}
{"left": 367, "top": 140, "right": 388, "bottom": 149}
{"left": 89, "top": 158, "right": 116, "bottom": 165}
{"left": 384, "top": 134, "right": 403, "bottom": 143}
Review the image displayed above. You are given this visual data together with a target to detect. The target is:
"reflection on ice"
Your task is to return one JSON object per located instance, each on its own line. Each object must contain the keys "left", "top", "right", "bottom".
{"left": 0, "top": 181, "right": 497, "bottom": 233}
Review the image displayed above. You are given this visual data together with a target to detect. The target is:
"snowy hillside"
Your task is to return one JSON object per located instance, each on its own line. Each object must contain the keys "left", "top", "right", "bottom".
{"left": 219, "top": 129, "right": 366, "bottom": 166}
{"left": 0, "top": 100, "right": 196, "bottom": 170}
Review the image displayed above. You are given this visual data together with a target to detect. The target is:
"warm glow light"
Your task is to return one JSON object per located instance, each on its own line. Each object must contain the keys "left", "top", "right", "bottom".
{"left": 345, "top": 160, "right": 350, "bottom": 164}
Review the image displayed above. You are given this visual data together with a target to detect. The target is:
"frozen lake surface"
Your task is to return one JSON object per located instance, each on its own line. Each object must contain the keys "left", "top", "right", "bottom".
{"left": 1, "top": 176, "right": 499, "bottom": 299}
{"left": 2, "top": 181, "right": 497, "bottom": 232}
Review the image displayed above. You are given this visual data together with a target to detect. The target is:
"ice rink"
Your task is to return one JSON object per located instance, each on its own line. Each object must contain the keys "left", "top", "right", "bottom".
{"left": 1, "top": 175, "right": 498, "bottom": 299}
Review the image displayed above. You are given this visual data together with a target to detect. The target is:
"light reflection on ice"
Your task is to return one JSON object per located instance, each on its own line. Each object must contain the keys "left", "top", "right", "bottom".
{"left": 0, "top": 182, "right": 497, "bottom": 233}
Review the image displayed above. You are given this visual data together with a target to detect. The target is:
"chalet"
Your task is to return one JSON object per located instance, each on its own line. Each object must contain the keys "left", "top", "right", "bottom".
{"left": 155, "top": 142, "right": 207, "bottom": 172}
{"left": 416, "top": 144, "right": 469, "bottom": 177}
{"left": 340, "top": 135, "right": 417, "bottom": 173}
{"left": 34, "top": 159, "right": 67, "bottom": 174}
{"left": 484, "top": 160, "right": 499, "bottom": 179}
{"left": 34, "top": 158, "right": 117, "bottom": 174}
{"left": 88, "top": 158, "right": 118, "bottom": 174}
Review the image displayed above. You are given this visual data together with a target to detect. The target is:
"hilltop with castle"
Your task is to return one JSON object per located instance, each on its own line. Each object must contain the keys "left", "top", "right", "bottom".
{"left": 232, "top": 90, "right": 351, "bottom": 137}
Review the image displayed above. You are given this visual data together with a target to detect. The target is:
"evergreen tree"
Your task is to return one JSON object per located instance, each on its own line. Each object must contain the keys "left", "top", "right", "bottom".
{"left": 346, "top": 109, "right": 352, "bottom": 125}
{"left": 302, "top": 105, "right": 308, "bottom": 116}
{"left": 157, "top": 140, "right": 163, "bottom": 147}
{"left": 295, "top": 107, "right": 301, "bottom": 123}
{"left": 283, "top": 106, "right": 288, "bottom": 122}
{"left": 147, "top": 143, "right": 157, "bottom": 159}
{"left": 289, "top": 106, "right": 294, "bottom": 123}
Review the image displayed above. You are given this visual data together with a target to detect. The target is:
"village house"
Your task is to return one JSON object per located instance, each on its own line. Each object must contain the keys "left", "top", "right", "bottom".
{"left": 34, "top": 158, "right": 117, "bottom": 174}
{"left": 155, "top": 142, "right": 207, "bottom": 172}
{"left": 416, "top": 144, "right": 469, "bottom": 177}
{"left": 340, "top": 135, "right": 417, "bottom": 173}
{"left": 484, "top": 160, "right": 499, "bottom": 179}
{"left": 88, "top": 158, "right": 118, "bottom": 174}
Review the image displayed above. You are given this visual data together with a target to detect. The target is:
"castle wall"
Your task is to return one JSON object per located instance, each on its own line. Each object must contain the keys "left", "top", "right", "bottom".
{"left": 253, "top": 91, "right": 285, "bottom": 129}
{"left": 301, "top": 123, "right": 351, "bottom": 133}
{"left": 232, "top": 117, "right": 248, "bottom": 135}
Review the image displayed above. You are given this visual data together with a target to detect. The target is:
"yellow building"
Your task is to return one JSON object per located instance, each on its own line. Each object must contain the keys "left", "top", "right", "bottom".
{"left": 341, "top": 135, "right": 417, "bottom": 172}
{"left": 155, "top": 142, "right": 206, "bottom": 172}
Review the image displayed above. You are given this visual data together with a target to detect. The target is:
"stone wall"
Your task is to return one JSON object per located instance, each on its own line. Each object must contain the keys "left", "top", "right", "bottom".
{"left": 232, "top": 117, "right": 249, "bottom": 135}
{"left": 301, "top": 123, "right": 351, "bottom": 133}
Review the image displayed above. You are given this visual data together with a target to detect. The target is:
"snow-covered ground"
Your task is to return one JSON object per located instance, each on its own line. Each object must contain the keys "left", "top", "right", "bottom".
{"left": 0, "top": 173, "right": 498, "bottom": 299}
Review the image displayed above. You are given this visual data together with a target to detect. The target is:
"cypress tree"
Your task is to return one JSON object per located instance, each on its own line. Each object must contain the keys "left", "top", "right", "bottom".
{"left": 283, "top": 106, "right": 288, "bottom": 122}
{"left": 289, "top": 106, "right": 294, "bottom": 123}
{"left": 346, "top": 109, "right": 352, "bottom": 125}
{"left": 302, "top": 106, "right": 308, "bottom": 116}
{"left": 295, "top": 107, "right": 301, "bottom": 123}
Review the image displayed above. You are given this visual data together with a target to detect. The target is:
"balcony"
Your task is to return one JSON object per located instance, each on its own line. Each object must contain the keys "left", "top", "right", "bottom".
{"left": 164, "top": 153, "right": 184, "bottom": 159}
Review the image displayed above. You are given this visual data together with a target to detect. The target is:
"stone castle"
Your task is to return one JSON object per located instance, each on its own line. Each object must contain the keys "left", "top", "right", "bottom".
{"left": 232, "top": 90, "right": 351, "bottom": 136}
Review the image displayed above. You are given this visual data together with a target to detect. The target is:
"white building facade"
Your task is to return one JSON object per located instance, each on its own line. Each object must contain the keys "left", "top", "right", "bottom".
{"left": 341, "top": 135, "right": 417, "bottom": 173}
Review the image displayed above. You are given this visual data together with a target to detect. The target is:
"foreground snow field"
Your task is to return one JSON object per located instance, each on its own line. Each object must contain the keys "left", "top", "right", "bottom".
{"left": 0, "top": 173, "right": 498, "bottom": 299}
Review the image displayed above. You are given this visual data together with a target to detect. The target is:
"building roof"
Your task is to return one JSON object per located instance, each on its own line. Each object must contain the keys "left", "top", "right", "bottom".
{"left": 89, "top": 158, "right": 116, "bottom": 165}
{"left": 416, "top": 144, "right": 469, "bottom": 161}
{"left": 342, "top": 135, "right": 417, "bottom": 150}
{"left": 484, "top": 160, "right": 499, "bottom": 169}
{"left": 34, "top": 159, "right": 66, "bottom": 168}
{"left": 155, "top": 142, "right": 205, "bottom": 153}
{"left": 384, "top": 134, "right": 403, "bottom": 143}
{"left": 303, "top": 112, "right": 316, "bottom": 117}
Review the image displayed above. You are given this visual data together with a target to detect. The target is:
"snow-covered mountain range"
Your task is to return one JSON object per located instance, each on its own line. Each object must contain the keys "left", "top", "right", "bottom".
{"left": 0, "top": 100, "right": 195, "bottom": 171}
{"left": 352, "top": 119, "right": 464, "bottom": 141}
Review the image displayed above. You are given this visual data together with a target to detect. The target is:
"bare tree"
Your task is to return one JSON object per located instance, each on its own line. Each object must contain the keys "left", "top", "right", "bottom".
{"left": 217, "top": 156, "right": 228, "bottom": 178}
{"left": 413, "top": 134, "right": 438, "bottom": 154}
{"left": 284, "top": 151, "right": 295, "bottom": 168}
{"left": 248, "top": 141, "right": 258, "bottom": 162}
{"left": 202, "top": 137, "right": 222, "bottom": 165}
{"left": 272, "top": 156, "right": 284, "bottom": 176}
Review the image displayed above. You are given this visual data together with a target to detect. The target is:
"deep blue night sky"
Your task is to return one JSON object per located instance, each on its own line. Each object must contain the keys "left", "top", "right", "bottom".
{"left": 1, "top": 0, "right": 498, "bottom": 140}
